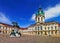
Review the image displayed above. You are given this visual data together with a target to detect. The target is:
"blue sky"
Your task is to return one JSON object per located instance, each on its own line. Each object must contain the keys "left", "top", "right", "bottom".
{"left": 0, "top": 0, "right": 60, "bottom": 28}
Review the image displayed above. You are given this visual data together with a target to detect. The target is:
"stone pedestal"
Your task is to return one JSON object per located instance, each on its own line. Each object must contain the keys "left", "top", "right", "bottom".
{"left": 10, "top": 30, "right": 21, "bottom": 37}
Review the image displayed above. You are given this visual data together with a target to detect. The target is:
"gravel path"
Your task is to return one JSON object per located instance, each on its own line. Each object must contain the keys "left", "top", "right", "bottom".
{"left": 0, "top": 35, "right": 60, "bottom": 43}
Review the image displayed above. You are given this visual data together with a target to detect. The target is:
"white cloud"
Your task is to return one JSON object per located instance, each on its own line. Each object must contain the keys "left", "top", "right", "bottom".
{"left": 31, "top": 4, "right": 60, "bottom": 21}
{"left": 31, "top": 14, "right": 36, "bottom": 20}
{"left": 0, "top": 12, "right": 12, "bottom": 24}
{"left": 45, "top": 4, "right": 60, "bottom": 19}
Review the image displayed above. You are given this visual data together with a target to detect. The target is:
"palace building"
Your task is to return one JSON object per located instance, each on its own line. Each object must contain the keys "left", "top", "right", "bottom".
{"left": 0, "top": 8, "right": 60, "bottom": 36}
{"left": 28, "top": 8, "right": 60, "bottom": 36}
{"left": 0, "top": 22, "right": 28, "bottom": 35}
{"left": 0, "top": 22, "right": 13, "bottom": 35}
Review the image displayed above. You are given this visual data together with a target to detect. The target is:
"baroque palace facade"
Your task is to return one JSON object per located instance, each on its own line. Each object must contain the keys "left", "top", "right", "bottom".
{"left": 28, "top": 8, "right": 60, "bottom": 36}
{"left": 0, "top": 22, "right": 28, "bottom": 35}
{"left": 0, "top": 8, "right": 60, "bottom": 36}
{"left": 0, "top": 22, "right": 13, "bottom": 35}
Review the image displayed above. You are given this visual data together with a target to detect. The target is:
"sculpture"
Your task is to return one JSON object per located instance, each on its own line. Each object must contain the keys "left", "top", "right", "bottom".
{"left": 10, "top": 22, "right": 21, "bottom": 37}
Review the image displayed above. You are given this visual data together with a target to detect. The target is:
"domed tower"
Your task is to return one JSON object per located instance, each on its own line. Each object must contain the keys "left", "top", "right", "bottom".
{"left": 35, "top": 8, "right": 45, "bottom": 23}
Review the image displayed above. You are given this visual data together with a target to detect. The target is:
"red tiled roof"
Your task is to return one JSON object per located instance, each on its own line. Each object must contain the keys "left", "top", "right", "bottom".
{"left": 20, "top": 28, "right": 27, "bottom": 30}
{"left": 58, "top": 24, "right": 60, "bottom": 26}
{"left": 0, "top": 22, "right": 13, "bottom": 27}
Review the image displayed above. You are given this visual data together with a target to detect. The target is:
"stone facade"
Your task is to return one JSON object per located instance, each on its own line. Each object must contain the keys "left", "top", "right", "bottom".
{"left": 0, "top": 22, "right": 13, "bottom": 35}
{"left": 28, "top": 8, "right": 60, "bottom": 36}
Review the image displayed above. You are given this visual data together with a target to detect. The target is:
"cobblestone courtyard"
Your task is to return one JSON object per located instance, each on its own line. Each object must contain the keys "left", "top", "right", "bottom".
{"left": 0, "top": 35, "right": 60, "bottom": 43}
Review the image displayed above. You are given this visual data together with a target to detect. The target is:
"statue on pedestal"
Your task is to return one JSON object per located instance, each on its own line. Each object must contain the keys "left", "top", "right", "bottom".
{"left": 10, "top": 22, "right": 21, "bottom": 37}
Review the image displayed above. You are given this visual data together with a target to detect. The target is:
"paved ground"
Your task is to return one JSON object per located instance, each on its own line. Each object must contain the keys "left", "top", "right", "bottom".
{"left": 0, "top": 35, "right": 60, "bottom": 43}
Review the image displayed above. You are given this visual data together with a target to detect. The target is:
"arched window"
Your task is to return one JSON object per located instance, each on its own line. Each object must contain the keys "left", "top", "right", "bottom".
{"left": 38, "top": 17, "right": 40, "bottom": 22}
{"left": 55, "top": 26, "right": 57, "bottom": 30}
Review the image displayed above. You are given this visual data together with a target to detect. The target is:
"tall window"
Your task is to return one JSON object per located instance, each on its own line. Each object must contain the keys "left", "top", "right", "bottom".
{"left": 48, "top": 27, "right": 49, "bottom": 30}
{"left": 37, "top": 17, "right": 38, "bottom": 22}
{"left": 51, "top": 31, "right": 53, "bottom": 34}
{"left": 55, "top": 26, "right": 57, "bottom": 30}
{"left": 0, "top": 30, "right": 1, "bottom": 34}
{"left": 41, "top": 17, "right": 42, "bottom": 22}
{"left": 1, "top": 26, "right": 3, "bottom": 29}
{"left": 38, "top": 26, "right": 40, "bottom": 35}
{"left": 45, "top": 27, "right": 46, "bottom": 30}
{"left": 48, "top": 31, "right": 50, "bottom": 35}
{"left": 3, "top": 27, "right": 4, "bottom": 34}
{"left": 0, "top": 26, "right": 1, "bottom": 29}
{"left": 39, "top": 26, "right": 41, "bottom": 30}
{"left": 4, "top": 27, "right": 6, "bottom": 30}
{"left": 35, "top": 26, "right": 37, "bottom": 34}
{"left": 38, "top": 26, "right": 39, "bottom": 31}
{"left": 6, "top": 27, "right": 7, "bottom": 34}
{"left": 38, "top": 17, "right": 40, "bottom": 22}
{"left": 41, "top": 17, "right": 44, "bottom": 22}
{"left": 51, "top": 27, "right": 53, "bottom": 30}
{"left": 7, "top": 27, "right": 9, "bottom": 30}
{"left": 41, "top": 26, "right": 42, "bottom": 30}
{"left": 55, "top": 31, "right": 57, "bottom": 34}
{"left": 35, "top": 26, "right": 37, "bottom": 31}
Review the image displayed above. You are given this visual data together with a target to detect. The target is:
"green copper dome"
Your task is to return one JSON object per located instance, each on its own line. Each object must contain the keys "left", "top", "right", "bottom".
{"left": 36, "top": 8, "right": 44, "bottom": 16}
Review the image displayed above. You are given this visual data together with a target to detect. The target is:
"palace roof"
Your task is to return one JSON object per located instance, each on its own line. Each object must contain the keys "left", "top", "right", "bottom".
{"left": 19, "top": 28, "right": 27, "bottom": 30}
{"left": 36, "top": 8, "right": 44, "bottom": 16}
{"left": 0, "top": 22, "right": 13, "bottom": 27}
